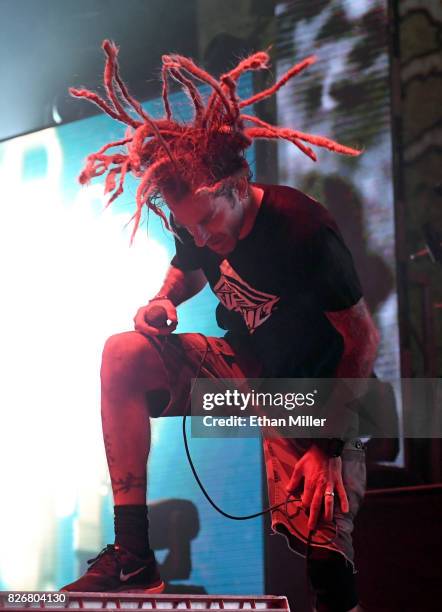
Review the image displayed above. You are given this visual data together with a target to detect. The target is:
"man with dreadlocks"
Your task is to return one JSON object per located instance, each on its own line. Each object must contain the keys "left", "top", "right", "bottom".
{"left": 62, "top": 41, "right": 378, "bottom": 612}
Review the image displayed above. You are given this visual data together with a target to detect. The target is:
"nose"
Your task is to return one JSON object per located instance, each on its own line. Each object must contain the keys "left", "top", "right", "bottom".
{"left": 192, "top": 224, "right": 210, "bottom": 247}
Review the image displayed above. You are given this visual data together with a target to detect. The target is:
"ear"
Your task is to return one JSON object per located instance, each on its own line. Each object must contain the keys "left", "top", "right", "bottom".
{"left": 235, "top": 176, "right": 249, "bottom": 200}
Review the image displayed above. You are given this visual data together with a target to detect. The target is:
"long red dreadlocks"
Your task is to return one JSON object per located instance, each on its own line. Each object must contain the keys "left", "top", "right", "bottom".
{"left": 70, "top": 40, "right": 360, "bottom": 242}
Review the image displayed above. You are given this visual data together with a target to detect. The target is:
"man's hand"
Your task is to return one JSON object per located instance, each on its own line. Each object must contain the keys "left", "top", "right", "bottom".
{"left": 133, "top": 299, "right": 178, "bottom": 336}
{"left": 286, "top": 445, "right": 349, "bottom": 531}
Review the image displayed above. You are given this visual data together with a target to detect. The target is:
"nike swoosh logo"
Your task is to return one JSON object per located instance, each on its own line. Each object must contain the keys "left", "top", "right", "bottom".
{"left": 120, "top": 566, "right": 146, "bottom": 581}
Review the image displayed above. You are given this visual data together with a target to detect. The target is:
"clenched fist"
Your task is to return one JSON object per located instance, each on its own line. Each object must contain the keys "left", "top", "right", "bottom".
{"left": 133, "top": 299, "right": 178, "bottom": 336}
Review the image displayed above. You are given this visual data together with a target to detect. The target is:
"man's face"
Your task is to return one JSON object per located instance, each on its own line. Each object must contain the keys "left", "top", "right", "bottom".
{"left": 167, "top": 189, "right": 245, "bottom": 256}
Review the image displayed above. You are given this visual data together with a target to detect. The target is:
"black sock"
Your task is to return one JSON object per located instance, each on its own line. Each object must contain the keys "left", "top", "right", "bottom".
{"left": 114, "top": 504, "right": 151, "bottom": 558}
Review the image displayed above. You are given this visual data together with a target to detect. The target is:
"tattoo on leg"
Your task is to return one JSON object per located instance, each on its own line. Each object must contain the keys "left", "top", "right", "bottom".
{"left": 103, "top": 434, "right": 116, "bottom": 467}
{"left": 111, "top": 472, "right": 146, "bottom": 494}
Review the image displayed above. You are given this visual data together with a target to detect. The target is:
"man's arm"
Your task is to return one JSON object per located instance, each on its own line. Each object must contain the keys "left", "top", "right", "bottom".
{"left": 134, "top": 265, "right": 207, "bottom": 336}
{"left": 287, "top": 300, "right": 380, "bottom": 529}
{"left": 312, "top": 297, "right": 380, "bottom": 442}
{"left": 325, "top": 297, "right": 380, "bottom": 377}
{"left": 153, "top": 265, "right": 207, "bottom": 306}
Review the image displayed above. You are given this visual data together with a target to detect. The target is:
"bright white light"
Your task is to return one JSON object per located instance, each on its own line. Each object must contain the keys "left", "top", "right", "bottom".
{"left": 0, "top": 127, "right": 169, "bottom": 588}
{"left": 343, "top": 0, "right": 372, "bottom": 20}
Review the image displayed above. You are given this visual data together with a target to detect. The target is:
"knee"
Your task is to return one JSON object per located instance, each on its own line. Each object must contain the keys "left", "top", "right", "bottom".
{"left": 307, "top": 548, "right": 358, "bottom": 612}
{"left": 101, "top": 331, "right": 160, "bottom": 388}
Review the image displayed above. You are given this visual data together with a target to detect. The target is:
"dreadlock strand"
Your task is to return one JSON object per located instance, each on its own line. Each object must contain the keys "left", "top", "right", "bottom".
{"left": 103, "top": 40, "right": 178, "bottom": 173}
{"left": 223, "top": 51, "right": 270, "bottom": 82}
{"left": 102, "top": 40, "right": 143, "bottom": 128}
{"left": 285, "top": 138, "right": 317, "bottom": 161}
{"left": 127, "top": 103, "right": 179, "bottom": 173}
{"left": 79, "top": 160, "right": 105, "bottom": 185}
{"left": 241, "top": 114, "right": 316, "bottom": 160}
{"left": 130, "top": 160, "right": 173, "bottom": 243}
{"left": 106, "top": 41, "right": 164, "bottom": 131}
{"left": 146, "top": 119, "right": 179, "bottom": 171}
{"left": 127, "top": 194, "right": 170, "bottom": 244}
{"left": 147, "top": 200, "right": 170, "bottom": 230}
{"left": 69, "top": 88, "right": 129, "bottom": 124}
{"left": 242, "top": 113, "right": 359, "bottom": 156}
{"left": 220, "top": 75, "right": 241, "bottom": 125}
{"left": 239, "top": 55, "right": 317, "bottom": 109}
{"left": 168, "top": 67, "right": 205, "bottom": 125}
{"left": 136, "top": 158, "right": 172, "bottom": 211}
{"left": 129, "top": 124, "right": 153, "bottom": 171}
{"left": 128, "top": 205, "right": 145, "bottom": 245}
{"left": 132, "top": 171, "right": 155, "bottom": 236}
{"left": 104, "top": 167, "right": 121, "bottom": 194}
{"left": 105, "top": 159, "right": 131, "bottom": 206}
{"left": 96, "top": 137, "right": 133, "bottom": 156}
{"left": 161, "top": 66, "right": 173, "bottom": 121}
{"left": 78, "top": 150, "right": 123, "bottom": 185}
{"left": 93, "top": 152, "right": 127, "bottom": 165}
{"left": 204, "top": 51, "right": 270, "bottom": 126}
{"left": 163, "top": 55, "right": 234, "bottom": 121}
{"left": 279, "top": 128, "right": 361, "bottom": 156}
{"left": 83, "top": 138, "right": 133, "bottom": 185}
{"left": 244, "top": 127, "right": 317, "bottom": 161}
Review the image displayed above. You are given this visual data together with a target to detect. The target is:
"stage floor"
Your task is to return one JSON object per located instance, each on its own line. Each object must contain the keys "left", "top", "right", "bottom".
{"left": 0, "top": 593, "right": 290, "bottom": 611}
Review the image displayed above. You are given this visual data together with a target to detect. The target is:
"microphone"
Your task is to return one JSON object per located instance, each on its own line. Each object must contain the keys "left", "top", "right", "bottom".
{"left": 145, "top": 305, "right": 169, "bottom": 328}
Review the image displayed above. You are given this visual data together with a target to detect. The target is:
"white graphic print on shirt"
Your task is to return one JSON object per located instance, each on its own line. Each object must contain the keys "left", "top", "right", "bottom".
{"left": 213, "top": 260, "right": 280, "bottom": 333}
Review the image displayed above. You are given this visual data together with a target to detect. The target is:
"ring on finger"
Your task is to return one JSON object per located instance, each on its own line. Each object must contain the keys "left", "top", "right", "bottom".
{"left": 324, "top": 491, "right": 335, "bottom": 497}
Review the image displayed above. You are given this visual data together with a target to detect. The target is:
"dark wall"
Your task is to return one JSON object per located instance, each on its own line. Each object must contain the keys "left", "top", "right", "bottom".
{"left": 353, "top": 485, "right": 442, "bottom": 611}
{"left": 265, "top": 485, "right": 442, "bottom": 612}
{"left": 0, "top": 0, "right": 198, "bottom": 141}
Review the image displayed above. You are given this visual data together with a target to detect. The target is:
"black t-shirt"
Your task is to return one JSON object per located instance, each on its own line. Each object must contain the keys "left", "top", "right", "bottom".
{"left": 170, "top": 183, "right": 362, "bottom": 377}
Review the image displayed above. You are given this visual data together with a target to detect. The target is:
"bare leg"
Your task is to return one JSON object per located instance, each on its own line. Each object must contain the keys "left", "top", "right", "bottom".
{"left": 100, "top": 331, "right": 169, "bottom": 505}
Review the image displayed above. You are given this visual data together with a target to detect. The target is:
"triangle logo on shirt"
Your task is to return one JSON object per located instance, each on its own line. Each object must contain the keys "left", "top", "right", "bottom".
{"left": 213, "top": 260, "right": 280, "bottom": 333}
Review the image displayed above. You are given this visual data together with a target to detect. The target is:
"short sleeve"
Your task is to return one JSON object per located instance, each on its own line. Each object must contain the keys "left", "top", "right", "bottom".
{"left": 312, "top": 226, "right": 363, "bottom": 311}
{"left": 169, "top": 215, "right": 203, "bottom": 271}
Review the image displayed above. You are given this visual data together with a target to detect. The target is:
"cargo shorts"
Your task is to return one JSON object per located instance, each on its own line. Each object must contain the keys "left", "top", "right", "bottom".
{"left": 145, "top": 332, "right": 366, "bottom": 567}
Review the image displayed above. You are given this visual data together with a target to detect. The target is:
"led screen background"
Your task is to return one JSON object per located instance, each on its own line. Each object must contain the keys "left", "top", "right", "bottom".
{"left": 0, "top": 77, "right": 264, "bottom": 592}
{"left": 275, "top": 0, "right": 402, "bottom": 450}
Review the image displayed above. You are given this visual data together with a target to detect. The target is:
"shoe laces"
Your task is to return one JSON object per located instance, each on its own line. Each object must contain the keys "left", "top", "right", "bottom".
{"left": 87, "top": 544, "right": 121, "bottom": 571}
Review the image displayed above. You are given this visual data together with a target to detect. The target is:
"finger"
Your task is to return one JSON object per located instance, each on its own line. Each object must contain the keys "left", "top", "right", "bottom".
{"left": 156, "top": 320, "right": 178, "bottom": 335}
{"left": 308, "top": 485, "right": 325, "bottom": 531}
{"left": 163, "top": 305, "right": 178, "bottom": 325}
{"left": 134, "top": 322, "right": 160, "bottom": 336}
{"left": 301, "top": 481, "right": 316, "bottom": 508}
{"left": 166, "top": 313, "right": 178, "bottom": 328}
{"left": 166, "top": 314, "right": 178, "bottom": 326}
{"left": 335, "top": 478, "right": 349, "bottom": 513}
{"left": 133, "top": 312, "right": 144, "bottom": 325}
{"left": 324, "top": 486, "right": 334, "bottom": 522}
{"left": 286, "top": 463, "right": 303, "bottom": 493}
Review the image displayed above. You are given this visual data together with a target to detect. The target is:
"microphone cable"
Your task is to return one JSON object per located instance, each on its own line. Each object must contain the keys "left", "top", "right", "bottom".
{"left": 180, "top": 334, "right": 337, "bottom": 545}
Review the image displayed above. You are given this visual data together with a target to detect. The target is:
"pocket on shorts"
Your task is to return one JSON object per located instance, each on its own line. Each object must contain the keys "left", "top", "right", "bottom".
{"left": 206, "top": 336, "right": 236, "bottom": 357}
{"left": 178, "top": 334, "right": 234, "bottom": 358}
